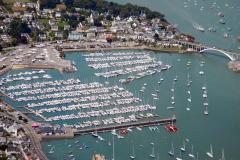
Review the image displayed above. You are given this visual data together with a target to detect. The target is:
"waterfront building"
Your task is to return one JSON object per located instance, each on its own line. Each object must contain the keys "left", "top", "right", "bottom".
{"left": 68, "top": 31, "right": 84, "bottom": 41}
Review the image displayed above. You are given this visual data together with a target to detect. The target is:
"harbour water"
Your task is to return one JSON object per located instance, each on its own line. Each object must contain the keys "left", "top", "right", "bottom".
{"left": 1, "top": 0, "right": 240, "bottom": 159}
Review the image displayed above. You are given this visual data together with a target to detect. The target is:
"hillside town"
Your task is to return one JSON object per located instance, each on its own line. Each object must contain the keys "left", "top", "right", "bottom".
{"left": 0, "top": 0, "right": 195, "bottom": 50}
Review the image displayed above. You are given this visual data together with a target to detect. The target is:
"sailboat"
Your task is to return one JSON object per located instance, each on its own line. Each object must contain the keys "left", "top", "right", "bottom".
{"left": 176, "top": 151, "right": 183, "bottom": 160}
{"left": 204, "top": 105, "right": 209, "bottom": 115}
{"left": 206, "top": 144, "right": 214, "bottom": 158}
{"left": 188, "top": 145, "right": 195, "bottom": 158}
{"left": 168, "top": 143, "right": 174, "bottom": 156}
{"left": 219, "top": 149, "right": 225, "bottom": 160}
{"left": 186, "top": 72, "right": 192, "bottom": 111}
{"left": 186, "top": 91, "right": 192, "bottom": 111}
{"left": 149, "top": 143, "right": 155, "bottom": 158}
{"left": 112, "top": 136, "right": 115, "bottom": 160}
{"left": 180, "top": 141, "right": 186, "bottom": 152}
{"left": 171, "top": 81, "right": 176, "bottom": 106}
{"left": 49, "top": 147, "right": 54, "bottom": 154}
{"left": 129, "top": 146, "right": 135, "bottom": 159}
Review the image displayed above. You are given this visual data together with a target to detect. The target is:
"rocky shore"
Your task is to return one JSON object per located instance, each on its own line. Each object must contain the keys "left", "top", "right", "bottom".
{"left": 228, "top": 61, "right": 240, "bottom": 72}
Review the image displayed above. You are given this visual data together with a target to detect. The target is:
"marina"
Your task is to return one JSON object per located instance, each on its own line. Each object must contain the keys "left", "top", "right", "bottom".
{"left": 0, "top": 0, "right": 239, "bottom": 159}
{"left": 1, "top": 48, "right": 239, "bottom": 159}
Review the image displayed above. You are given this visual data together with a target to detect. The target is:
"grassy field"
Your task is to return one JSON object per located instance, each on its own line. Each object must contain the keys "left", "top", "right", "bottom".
{"left": 39, "top": 18, "right": 49, "bottom": 26}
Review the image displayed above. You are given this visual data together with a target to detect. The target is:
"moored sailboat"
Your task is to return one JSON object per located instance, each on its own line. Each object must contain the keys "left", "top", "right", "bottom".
{"left": 168, "top": 142, "right": 174, "bottom": 156}
{"left": 206, "top": 144, "right": 214, "bottom": 158}
{"left": 129, "top": 145, "right": 135, "bottom": 159}
{"left": 180, "top": 141, "right": 186, "bottom": 152}
{"left": 149, "top": 143, "right": 156, "bottom": 158}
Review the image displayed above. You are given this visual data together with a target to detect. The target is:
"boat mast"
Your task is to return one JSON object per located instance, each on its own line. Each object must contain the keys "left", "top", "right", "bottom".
{"left": 172, "top": 143, "right": 174, "bottom": 155}
{"left": 221, "top": 149, "right": 225, "bottom": 160}
{"left": 112, "top": 136, "right": 115, "bottom": 160}
{"left": 210, "top": 144, "right": 213, "bottom": 155}
{"left": 152, "top": 143, "right": 155, "bottom": 156}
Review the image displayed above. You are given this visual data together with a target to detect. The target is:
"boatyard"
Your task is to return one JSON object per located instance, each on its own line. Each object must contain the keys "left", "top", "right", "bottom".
{"left": 0, "top": 43, "right": 75, "bottom": 76}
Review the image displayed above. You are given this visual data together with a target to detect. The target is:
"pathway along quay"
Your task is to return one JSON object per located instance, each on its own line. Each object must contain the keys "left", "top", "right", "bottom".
{"left": 74, "top": 116, "right": 176, "bottom": 135}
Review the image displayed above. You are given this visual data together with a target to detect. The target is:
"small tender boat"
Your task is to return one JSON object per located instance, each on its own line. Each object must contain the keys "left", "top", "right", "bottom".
{"left": 165, "top": 124, "right": 178, "bottom": 133}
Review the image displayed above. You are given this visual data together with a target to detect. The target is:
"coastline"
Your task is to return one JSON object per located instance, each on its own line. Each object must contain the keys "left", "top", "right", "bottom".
{"left": 0, "top": 101, "right": 48, "bottom": 160}
{"left": 0, "top": 45, "right": 189, "bottom": 76}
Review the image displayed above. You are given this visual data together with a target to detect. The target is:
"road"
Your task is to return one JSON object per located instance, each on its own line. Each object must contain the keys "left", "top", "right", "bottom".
{"left": 0, "top": 111, "right": 48, "bottom": 160}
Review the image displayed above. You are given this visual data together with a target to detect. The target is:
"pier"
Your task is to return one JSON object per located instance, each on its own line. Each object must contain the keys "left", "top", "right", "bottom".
{"left": 171, "top": 39, "right": 240, "bottom": 61}
{"left": 0, "top": 90, "right": 16, "bottom": 101}
{"left": 74, "top": 117, "right": 176, "bottom": 135}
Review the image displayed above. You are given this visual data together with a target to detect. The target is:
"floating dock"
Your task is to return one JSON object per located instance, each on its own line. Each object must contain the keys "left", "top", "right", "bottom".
{"left": 74, "top": 117, "right": 176, "bottom": 135}
{"left": 0, "top": 90, "right": 16, "bottom": 101}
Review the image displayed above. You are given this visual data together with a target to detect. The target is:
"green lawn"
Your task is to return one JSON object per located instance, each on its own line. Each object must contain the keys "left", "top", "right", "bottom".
{"left": 57, "top": 21, "right": 68, "bottom": 31}
{"left": 39, "top": 18, "right": 49, "bottom": 26}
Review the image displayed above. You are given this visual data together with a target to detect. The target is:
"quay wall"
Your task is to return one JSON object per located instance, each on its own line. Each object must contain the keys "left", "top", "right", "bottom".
{"left": 0, "top": 66, "right": 12, "bottom": 76}
{"left": 62, "top": 46, "right": 145, "bottom": 52}
{"left": 62, "top": 46, "right": 189, "bottom": 53}
{"left": 74, "top": 117, "right": 176, "bottom": 135}
{"left": 12, "top": 64, "right": 63, "bottom": 72}
{"left": 41, "top": 127, "right": 74, "bottom": 140}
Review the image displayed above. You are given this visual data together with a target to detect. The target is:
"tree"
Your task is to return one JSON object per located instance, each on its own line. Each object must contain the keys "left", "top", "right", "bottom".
{"left": 11, "top": 38, "right": 17, "bottom": 46}
{"left": 20, "top": 36, "right": 28, "bottom": 44}
{"left": 9, "top": 19, "right": 31, "bottom": 42}
{"left": 79, "top": 15, "right": 85, "bottom": 22}
{"left": 64, "top": 0, "right": 74, "bottom": 7}
{"left": 63, "top": 30, "right": 69, "bottom": 39}
{"left": 40, "top": 0, "right": 58, "bottom": 9}
{"left": 153, "top": 33, "right": 160, "bottom": 41}
{"left": 94, "top": 18, "right": 102, "bottom": 27}
{"left": 0, "top": 145, "right": 7, "bottom": 151}
{"left": 106, "top": 15, "right": 112, "bottom": 21}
